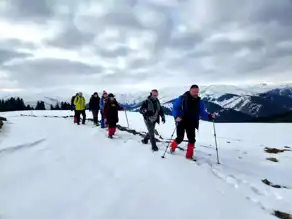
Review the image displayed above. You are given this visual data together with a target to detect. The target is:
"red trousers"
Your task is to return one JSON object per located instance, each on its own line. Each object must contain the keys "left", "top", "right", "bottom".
{"left": 108, "top": 127, "right": 116, "bottom": 137}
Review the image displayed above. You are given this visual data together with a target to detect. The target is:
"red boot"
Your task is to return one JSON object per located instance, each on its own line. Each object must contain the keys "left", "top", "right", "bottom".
{"left": 170, "top": 140, "right": 178, "bottom": 153}
{"left": 108, "top": 128, "right": 114, "bottom": 138}
{"left": 186, "top": 143, "right": 194, "bottom": 159}
{"left": 74, "top": 116, "right": 77, "bottom": 123}
{"left": 112, "top": 127, "right": 116, "bottom": 135}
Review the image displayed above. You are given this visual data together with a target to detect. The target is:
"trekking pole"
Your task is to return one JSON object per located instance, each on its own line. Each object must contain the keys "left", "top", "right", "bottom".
{"left": 212, "top": 120, "right": 220, "bottom": 164}
{"left": 124, "top": 110, "right": 129, "bottom": 128}
{"left": 161, "top": 126, "right": 176, "bottom": 158}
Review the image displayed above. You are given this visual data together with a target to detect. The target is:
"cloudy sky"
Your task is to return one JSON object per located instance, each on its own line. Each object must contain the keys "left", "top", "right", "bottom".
{"left": 0, "top": 0, "right": 292, "bottom": 94}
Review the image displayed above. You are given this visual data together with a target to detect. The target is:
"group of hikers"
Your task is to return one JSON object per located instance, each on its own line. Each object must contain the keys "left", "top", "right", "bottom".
{"left": 71, "top": 91, "right": 124, "bottom": 138}
{"left": 71, "top": 85, "right": 215, "bottom": 159}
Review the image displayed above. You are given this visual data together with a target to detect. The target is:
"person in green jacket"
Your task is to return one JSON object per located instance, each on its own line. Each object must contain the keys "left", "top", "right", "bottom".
{"left": 74, "top": 92, "right": 86, "bottom": 125}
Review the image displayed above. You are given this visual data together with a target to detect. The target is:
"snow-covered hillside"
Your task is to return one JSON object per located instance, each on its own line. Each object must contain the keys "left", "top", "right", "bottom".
{"left": 0, "top": 111, "right": 291, "bottom": 219}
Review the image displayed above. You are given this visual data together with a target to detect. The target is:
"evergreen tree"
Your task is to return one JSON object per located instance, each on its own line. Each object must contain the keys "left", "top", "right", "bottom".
{"left": 54, "top": 103, "right": 60, "bottom": 110}
{"left": 50, "top": 104, "right": 54, "bottom": 110}
{"left": 35, "top": 101, "right": 46, "bottom": 110}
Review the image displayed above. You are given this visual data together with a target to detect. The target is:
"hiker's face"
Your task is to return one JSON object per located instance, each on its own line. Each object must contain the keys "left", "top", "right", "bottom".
{"left": 94, "top": 94, "right": 98, "bottom": 97}
{"left": 103, "top": 93, "right": 107, "bottom": 97}
{"left": 110, "top": 97, "right": 114, "bottom": 101}
{"left": 151, "top": 91, "right": 158, "bottom": 99}
{"left": 190, "top": 88, "right": 199, "bottom": 97}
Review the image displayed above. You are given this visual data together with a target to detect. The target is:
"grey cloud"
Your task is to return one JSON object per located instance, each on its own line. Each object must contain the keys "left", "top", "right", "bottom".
{"left": 2, "top": 0, "right": 53, "bottom": 22}
{"left": 0, "top": 49, "right": 31, "bottom": 65}
{"left": 129, "top": 58, "right": 158, "bottom": 70}
{"left": 168, "top": 31, "right": 203, "bottom": 50}
{"left": 250, "top": 0, "right": 292, "bottom": 26}
{"left": 97, "top": 46, "right": 130, "bottom": 58}
{"left": 46, "top": 22, "right": 96, "bottom": 49}
{"left": 0, "top": 38, "right": 36, "bottom": 50}
{"left": 3, "top": 58, "right": 102, "bottom": 75}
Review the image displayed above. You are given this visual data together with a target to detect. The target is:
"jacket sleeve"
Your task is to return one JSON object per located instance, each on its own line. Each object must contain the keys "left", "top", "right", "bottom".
{"left": 139, "top": 100, "right": 147, "bottom": 114}
{"left": 172, "top": 96, "right": 182, "bottom": 118}
{"left": 97, "top": 97, "right": 101, "bottom": 109}
{"left": 159, "top": 102, "right": 165, "bottom": 119}
{"left": 74, "top": 97, "right": 79, "bottom": 105}
{"left": 199, "top": 100, "right": 209, "bottom": 120}
{"left": 103, "top": 101, "right": 109, "bottom": 118}
{"left": 89, "top": 98, "right": 92, "bottom": 110}
{"left": 99, "top": 98, "right": 103, "bottom": 109}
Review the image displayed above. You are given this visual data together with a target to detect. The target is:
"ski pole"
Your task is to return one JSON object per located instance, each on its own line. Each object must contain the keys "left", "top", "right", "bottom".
{"left": 212, "top": 120, "right": 220, "bottom": 164}
{"left": 124, "top": 110, "right": 129, "bottom": 128}
{"left": 161, "top": 126, "right": 176, "bottom": 158}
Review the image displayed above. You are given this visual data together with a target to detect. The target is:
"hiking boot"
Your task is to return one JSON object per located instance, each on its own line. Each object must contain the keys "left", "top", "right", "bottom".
{"left": 152, "top": 145, "right": 159, "bottom": 151}
{"left": 141, "top": 138, "right": 148, "bottom": 144}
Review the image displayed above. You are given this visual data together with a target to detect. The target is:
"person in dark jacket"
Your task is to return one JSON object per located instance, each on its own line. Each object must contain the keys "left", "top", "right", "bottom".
{"left": 171, "top": 84, "right": 215, "bottom": 159}
{"left": 139, "top": 89, "right": 165, "bottom": 151}
{"left": 89, "top": 92, "right": 100, "bottom": 125}
{"left": 103, "top": 93, "right": 124, "bottom": 138}
{"left": 71, "top": 93, "right": 78, "bottom": 123}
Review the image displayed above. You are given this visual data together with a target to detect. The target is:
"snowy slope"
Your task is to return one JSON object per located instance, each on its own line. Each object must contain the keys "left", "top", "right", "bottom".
{"left": 1, "top": 110, "right": 292, "bottom": 219}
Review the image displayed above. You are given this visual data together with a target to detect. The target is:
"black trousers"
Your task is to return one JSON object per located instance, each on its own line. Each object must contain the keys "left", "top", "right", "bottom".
{"left": 76, "top": 110, "right": 86, "bottom": 124}
{"left": 175, "top": 120, "right": 196, "bottom": 144}
{"left": 92, "top": 109, "right": 99, "bottom": 123}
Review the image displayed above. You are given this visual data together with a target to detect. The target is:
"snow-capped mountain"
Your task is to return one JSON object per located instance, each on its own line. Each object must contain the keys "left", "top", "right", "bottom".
{"left": 1, "top": 83, "right": 292, "bottom": 122}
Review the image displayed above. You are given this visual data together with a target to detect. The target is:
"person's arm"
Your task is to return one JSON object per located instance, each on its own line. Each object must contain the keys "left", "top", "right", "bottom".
{"left": 199, "top": 100, "right": 210, "bottom": 120}
{"left": 99, "top": 98, "right": 103, "bottom": 109}
{"left": 89, "top": 98, "right": 92, "bottom": 110}
{"left": 103, "top": 101, "right": 109, "bottom": 119}
{"left": 139, "top": 100, "right": 147, "bottom": 114}
{"left": 172, "top": 96, "right": 182, "bottom": 118}
{"left": 159, "top": 102, "right": 165, "bottom": 121}
{"left": 97, "top": 97, "right": 100, "bottom": 110}
{"left": 74, "top": 96, "right": 79, "bottom": 105}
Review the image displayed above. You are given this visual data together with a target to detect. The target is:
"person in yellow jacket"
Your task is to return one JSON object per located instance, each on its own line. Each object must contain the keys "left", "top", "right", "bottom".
{"left": 74, "top": 92, "right": 86, "bottom": 125}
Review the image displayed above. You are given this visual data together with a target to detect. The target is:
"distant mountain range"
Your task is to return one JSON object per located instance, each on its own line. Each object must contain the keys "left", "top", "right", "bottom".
{"left": 1, "top": 84, "right": 292, "bottom": 123}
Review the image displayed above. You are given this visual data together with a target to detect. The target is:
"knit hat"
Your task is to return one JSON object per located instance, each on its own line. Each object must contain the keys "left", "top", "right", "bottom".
{"left": 190, "top": 84, "right": 199, "bottom": 89}
{"left": 108, "top": 93, "right": 114, "bottom": 98}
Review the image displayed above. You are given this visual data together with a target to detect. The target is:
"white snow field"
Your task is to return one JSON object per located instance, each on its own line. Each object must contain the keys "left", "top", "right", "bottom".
{"left": 0, "top": 110, "right": 292, "bottom": 219}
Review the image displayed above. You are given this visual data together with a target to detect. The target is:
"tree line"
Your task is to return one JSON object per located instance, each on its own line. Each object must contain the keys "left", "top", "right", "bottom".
{"left": 0, "top": 97, "right": 71, "bottom": 112}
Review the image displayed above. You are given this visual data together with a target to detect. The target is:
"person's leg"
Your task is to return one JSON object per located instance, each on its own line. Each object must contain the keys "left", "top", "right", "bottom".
{"left": 108, "top": 123, "right": 114, "bottom": 138}
{"left": 112, "top": 123, "right": 117, "bottom": 135}
{"left": 171, "top": 121, "right": 185, "bottom": 152}
{"left": 141, "top": 120, "right": 151, "bottom": 144}
{"left": 76, "top": 110, "right": 81, "bottom": 125}
{"left": 82, "top": 110, "right": 86, "bottom": 124}
{"left": 96, "top": 110, "right": 99, "bottom": 124}
{"left": 100, "top": 111, "right": 105, "bottom": 128}
{"left": 185, "top": 123, "right": 196, "bottom": 159}
{"left": 149, "top": 122, "right": 158, "bottom": 150}
{"left": 74, "top": 110, "right": 77, "bottom": 123}
{"left": 92, "top": 110, "right": 97, "bottom": 124}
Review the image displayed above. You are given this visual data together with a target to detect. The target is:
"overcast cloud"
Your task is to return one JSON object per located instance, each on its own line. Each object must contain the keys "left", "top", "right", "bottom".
{"left": 0, "top": 0, "right": 292, "bottom": 93}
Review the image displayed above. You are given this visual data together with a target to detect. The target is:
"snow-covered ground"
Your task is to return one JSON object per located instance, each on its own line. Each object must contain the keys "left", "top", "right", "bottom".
{"left": 0, "top": 110, "right": 292, "bottom": 219}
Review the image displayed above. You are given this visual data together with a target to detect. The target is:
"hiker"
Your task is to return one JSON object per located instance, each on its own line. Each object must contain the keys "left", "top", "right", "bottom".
{"left": 139, "top": 89, "right": 165, "bottom": 151}
{"left": 74, "top": 92, "right": 86, "bottom": 125}
{"left": 89, "top": 92, "right": 100, "bottom": 126}
{"left": 99, "top": 91, "right": 108, "bottom": 128}
{"left": 170, "top": 84, "right": 215, "bottom": 159}
{"left": 103, "top": 93, "right": 124, "bottom": 138}
{"left": 71, "top": 93, "right": 78, "bottom": 123}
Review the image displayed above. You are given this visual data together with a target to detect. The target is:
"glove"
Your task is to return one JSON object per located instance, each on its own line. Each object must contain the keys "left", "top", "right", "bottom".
{"left": 175, "top": 117, "right": 182, "bottom": 122}
{"left": 208, "top": 113, "right": 215, "bottom": 120}
{"left": 162, "top": 117, "right": 166, "bottom": 124}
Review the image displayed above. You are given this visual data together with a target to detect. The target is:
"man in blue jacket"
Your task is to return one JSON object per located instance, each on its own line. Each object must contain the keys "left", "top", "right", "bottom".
{"left": 171, "top": 84, "right": 215, "bottom": 159}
